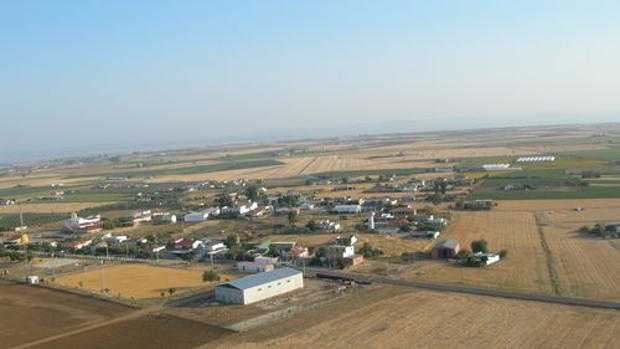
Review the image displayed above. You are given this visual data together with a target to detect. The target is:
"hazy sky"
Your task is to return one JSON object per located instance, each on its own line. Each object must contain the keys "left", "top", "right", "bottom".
{"left": 1, "top": 1, "right": 619, "bottom": 161}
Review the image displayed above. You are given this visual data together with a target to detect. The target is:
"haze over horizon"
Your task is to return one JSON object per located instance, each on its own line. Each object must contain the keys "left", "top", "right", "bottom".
{"left": 2, "top": 1, "right": 619, "bottom": 162}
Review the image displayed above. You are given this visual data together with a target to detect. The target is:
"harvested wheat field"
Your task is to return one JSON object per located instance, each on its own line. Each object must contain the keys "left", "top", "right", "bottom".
{"left": 400, "top": 211, "right": 553, "bottom": 294}
{"left": 0, "top": 202, "right": 114, "bottom": 214}
{"left": 28, "top": 314, "right": 232, "bottom": 349}
{"left": 206, "top": 286, "right": 620, "bottom": 349}
{"left": 536, "top": 206, "right": 620, "bottom": 301}
{"left": 55, "top": 264, "right": 229, "bottom": 299}
{"left": 0, "top": 280, "right": 130, "bottom": 349}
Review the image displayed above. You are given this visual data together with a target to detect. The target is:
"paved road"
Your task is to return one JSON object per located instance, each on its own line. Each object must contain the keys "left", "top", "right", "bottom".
{"left": 308, "top": 269, "right": 620, "bottom": 310}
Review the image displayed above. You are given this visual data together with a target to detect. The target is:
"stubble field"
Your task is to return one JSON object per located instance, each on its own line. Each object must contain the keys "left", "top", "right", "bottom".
{"left": 55, "top": 264, "right": 232, "bottom": 299}
{"left": 206, "top": 286, "right": 620, "bottom": 349}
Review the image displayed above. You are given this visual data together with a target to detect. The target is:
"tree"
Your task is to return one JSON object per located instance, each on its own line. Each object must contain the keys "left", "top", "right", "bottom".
{"left": 470, "top": 239, "right": 488, "bottom": 253}
{"left": 168, "top": 288, "right": 176, "bottom": 296}
{"left": 433, "top": 180, "right": 448, "bottom": 194}
{"left": 268, "top": 244, "right": 280, "bottom": 257}
{"left": 245, "top": 185, "right": 259, "bottom": 202}
{"left": 225, "top": 234, "right": 239, "bottom": 248}
{"left": 577, "top": 226, "right": 590, "bottom": 235}
{"left": 26, "top": 251, "right": 33, "bottom": 263}
{"left": 305, "top": 220, "right": 319, "bottom": 231}
{"left": 287, "top": 210, "right": 298, "bottom": 226}
{"left": 455, "top": 249, "right": 470, "bottom": 260}
{"left": 499, "top": 249, "right": 508, "bottom": 259}
{"left": 216, "top": 192, "right": 234, "bottom": 208}
{"left": 203, "top": 270, "right": 221, "bottom": 282}
{"left": 359, "top": 242, "right": 383, "bottom": 258}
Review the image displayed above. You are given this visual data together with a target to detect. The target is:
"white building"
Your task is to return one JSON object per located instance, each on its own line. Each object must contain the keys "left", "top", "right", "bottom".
{"left": 482, "top": 164, "right": 511, "bottom": 171}
{"left": 63, "top": 213, "right": 102, "bottom": 233}
{"left": 26, "top": 275, "right": 39, "bottom": 285}
{"left": 331, "top": 205, "right": 362, "bottom": 214}
{"left": 255, "top": 256, "right": 279, "bottom": 264}
{"left": 426, "top": 215, "right": 448, "bottom": 226}
{"left": 472, "top": 252, "right": 501, "bottom": 266}
{"left": 215, "top": 267, "right": 304, "bottom": 305}
{"left": 184, "top": 207, "right": 220, "bottom": 222}
{"left": 326, "top": 245, "right": 355, "bottom": 258}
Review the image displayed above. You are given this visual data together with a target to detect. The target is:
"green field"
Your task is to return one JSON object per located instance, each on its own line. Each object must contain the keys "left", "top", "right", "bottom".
{"left": 559, "top": 147, "right": 620, "bottom": 161}
{"left": 468, "top": 186, "right": 620, "bottom": 200}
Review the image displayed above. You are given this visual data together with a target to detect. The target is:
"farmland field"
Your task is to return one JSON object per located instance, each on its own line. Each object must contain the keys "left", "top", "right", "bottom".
{"left": 55, "top": 264, "right": 233, "bottom": 299}
{"left": 0, "top": 280, "right": 130, "bottom": 349}
{"left": 206, "top": 286, "right": 620, "bottom": 349}
{"left": 396, "top": 211, "right": 553, "bottom": 294}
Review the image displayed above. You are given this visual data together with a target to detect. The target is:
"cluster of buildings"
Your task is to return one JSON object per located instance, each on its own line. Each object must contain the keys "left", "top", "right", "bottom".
{"left": 62, "top": 213, "right": 102, "bottom": 234}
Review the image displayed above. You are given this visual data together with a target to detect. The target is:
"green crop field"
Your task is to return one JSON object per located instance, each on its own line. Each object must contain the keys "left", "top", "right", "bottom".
{"left": 559, "top": 147, "right": 620, "bottom": 161}
{"left": 468, "top": 186, "right": 620, "bottom": 200}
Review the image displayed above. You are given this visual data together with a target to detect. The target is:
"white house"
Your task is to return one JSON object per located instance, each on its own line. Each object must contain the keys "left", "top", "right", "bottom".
{"left": 331, "top": 205, "right": 362, "bottom": 214}
{"left": 426, "top": 215, "right": 448, "bottom": 226}
{"left": 215, "top": 267, "right": 303, "bottom": 305}
{"left": 26, "top": 275, "right": 39, "bottom": 285}
{"left": 184, "top": 207, "right": 220, "bottom": 222}
{"left": 326, "top": 245, "right": 355, "bottom": 259}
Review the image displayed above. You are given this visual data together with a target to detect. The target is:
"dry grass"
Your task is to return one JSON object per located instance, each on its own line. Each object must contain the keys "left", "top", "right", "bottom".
{"left": 55, "top": 264, "right": 234, "bottom": 299}
{"left": 207, "top": 286, "right": 620, "bottom": 349}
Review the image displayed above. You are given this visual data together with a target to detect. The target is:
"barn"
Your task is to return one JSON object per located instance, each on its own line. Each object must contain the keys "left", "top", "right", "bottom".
{"left": 431, "top": 240, "right": 460, "bottom": 259}
{"left": 215, "top": 267, "right": 303, "bottom": 305}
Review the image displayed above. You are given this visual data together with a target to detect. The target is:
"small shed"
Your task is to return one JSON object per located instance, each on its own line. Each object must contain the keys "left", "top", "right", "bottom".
{"left": 431, "top": 240, "right": 460, "bottom": 259}
{"left": 26, "top": 275, "right": 39, "bottom": 285}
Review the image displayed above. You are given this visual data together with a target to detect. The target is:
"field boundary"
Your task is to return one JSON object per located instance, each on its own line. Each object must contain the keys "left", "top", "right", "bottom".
{"left": 533, "top": 212, "right": 562, "bottom": 296}
{"left": 308, "top": 269, "right": 620, "bottom": 310}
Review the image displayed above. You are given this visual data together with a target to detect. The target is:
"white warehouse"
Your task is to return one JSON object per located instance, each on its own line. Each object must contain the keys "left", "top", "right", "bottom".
{"left": 214, "top": 267, "right": 303, "bottom": 305}
{"left": 184, "top": 207, "right": 220, "bottom": 222}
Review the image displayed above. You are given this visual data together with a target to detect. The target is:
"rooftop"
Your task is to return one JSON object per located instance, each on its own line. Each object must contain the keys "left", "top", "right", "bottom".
{"left": 432, "top": 240, "right": 459, "bottom": 250}
{"left": 218, "top": 267, "right": 301, "bottom": 291}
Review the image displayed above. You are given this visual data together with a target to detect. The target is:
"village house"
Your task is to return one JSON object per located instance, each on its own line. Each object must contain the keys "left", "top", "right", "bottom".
{"left": 391, "top": 206, "right": 417, "bottom": 219}
{"left": 281, "top": 247, "right": 309, "bottom": 260}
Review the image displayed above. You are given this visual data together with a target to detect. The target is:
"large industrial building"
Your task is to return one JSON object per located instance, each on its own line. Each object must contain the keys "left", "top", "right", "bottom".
{"left": 215, "top": 267, "right": 303, "bottom": 305}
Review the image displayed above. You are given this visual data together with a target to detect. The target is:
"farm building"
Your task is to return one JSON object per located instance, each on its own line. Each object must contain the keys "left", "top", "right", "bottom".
{"left": 331, "top": 205, "right": 362, "bottom": 214}
{"left": 516, "top": 156, "right": 555, "bottom": 163}
{"left": 25, "top": 275, "right": 39, "bottom": 285}
{"left": 482, "top": 164, "right": 511, "bottom": 171}
{"left": 184, "top": 207, "right": 220, "bottom": 222}
{"left": 344, "top": 254, "right": 364, "bottom": 266}
{"left": 63, "top": 213, "right": 102, "bottom": 234}
{"left": 470, "top": 252, "right": 501, "bottom": 266}
{"left": 237, "top": 261, "right": 274, "bottom": 273}
{"left": 431, "top": 240, "right": 460, "bottom": 259}
{"left": 215, "top": 267, "right": 304, "bottom": 305}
